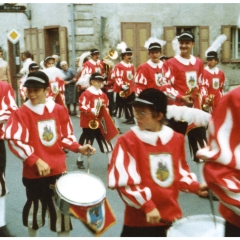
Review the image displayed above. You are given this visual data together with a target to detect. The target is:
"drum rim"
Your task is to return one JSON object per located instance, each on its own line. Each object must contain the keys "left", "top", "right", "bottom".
{"left": 55, "top": 171, "right": 106, "bottom": 206}
{"left": 167, "top": 214, "right": 225, "bottom": 237}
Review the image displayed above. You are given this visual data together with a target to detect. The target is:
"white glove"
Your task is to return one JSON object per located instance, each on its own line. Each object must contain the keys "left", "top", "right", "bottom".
{"left": 122, "top": 84, "right": 129, "bottom": 91}
{"left": 91, "top": 108, "right": 96, "bottom": 115}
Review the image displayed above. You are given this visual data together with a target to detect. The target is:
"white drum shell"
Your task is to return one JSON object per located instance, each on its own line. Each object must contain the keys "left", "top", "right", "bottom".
{"left": 54, "top": 172, "right": 106, "bottom": 215}
{"left": 167, "top": 214, "right": 225, "bottom": 237}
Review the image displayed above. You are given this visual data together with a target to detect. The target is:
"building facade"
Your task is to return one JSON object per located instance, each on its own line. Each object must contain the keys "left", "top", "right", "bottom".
{"left": 1, "top": 3, "right": 240, "bottom": 92}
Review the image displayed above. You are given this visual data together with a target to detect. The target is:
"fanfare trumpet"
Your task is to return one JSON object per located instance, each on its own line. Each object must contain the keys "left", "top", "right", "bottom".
{"left": 89, "top": 98, "right": 102, "bottom": 129}
{"left": 119, "top": 82, "right": 130, "bottom": 98}
{"left": 202, "top": 94, "right": 214, "bottom": 112}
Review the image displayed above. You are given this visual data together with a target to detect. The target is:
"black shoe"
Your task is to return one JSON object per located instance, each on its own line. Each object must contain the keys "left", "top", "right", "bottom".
{"left": 77, "top": 161, "right": 85, "bottom": 169}
{"left": 122, "top": 119, "right": 131, "bottom": 124}
{"left": 117, "top": 128, "right": 122, "bottom": 134}
{"left": 125, "top": 119, "right": 135, "bottom": 125}
{"left": 0, "top": 225, "right": 15, "bottom": 237}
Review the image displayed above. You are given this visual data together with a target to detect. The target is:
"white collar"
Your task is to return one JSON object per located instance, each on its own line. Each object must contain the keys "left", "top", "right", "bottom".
{"left": 24, "top": 98, "right": 55, "bottom": 115}
{"left": 89, "top": 59, "right": 100, "bottom": 65}
{"left": 121, "top": 61, "right": 132, "bottom": 68}
{"left": 131, "top": 125, "right": 174, "bottom": 146}
{"left": 87, "top": 85, "right": 103, "bottom": 95}
{"left": 205, "top": 66, "right": 219, "bottom": 74}
{"left": 175, "top": 54, "right": 196, "bottom": 65}
{"left": 147, "top": 59, "right": 163, "bottom": 68}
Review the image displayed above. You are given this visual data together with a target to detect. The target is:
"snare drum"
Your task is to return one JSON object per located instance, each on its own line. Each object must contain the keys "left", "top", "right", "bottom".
{"left": 54, "top": 171, "right": 106, "bottom": 215}
{"left": 167, "top": 214, "right": 225, "bottom": 237}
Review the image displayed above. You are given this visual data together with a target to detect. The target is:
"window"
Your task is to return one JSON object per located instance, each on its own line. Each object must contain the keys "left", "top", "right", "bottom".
{"left": 231, "top": 26, "right": 240, "bottom": 60}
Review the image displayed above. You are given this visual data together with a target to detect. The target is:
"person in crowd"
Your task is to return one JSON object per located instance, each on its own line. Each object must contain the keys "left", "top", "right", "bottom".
{"left": 0, "top": 81, "right": 18, "bottom": 237}
{"left": 76, "top": 72, "right": 113, "bottom": 169}
{"left": 61, "top": 61, "right": 77, "bottom": 115}
{"left": 159, "top": 55, "right": 169, "bottom": 62}
{"left": 52, "top": 54, "right": 61, "bottom": 69}
{"left": 108, "top": 88, "right": 208, "bottom": 237}
{"left": 19, "top": 50, "right": 34, "bottom": 77}
{"left": 4, "top": 71, "right": 96, "bottom": 237}
{"left": 197, "top": 87, "right": 240, "bottom": 237}
{"left": 112, "top": 41, "right": 135, "bottom": 125}
{"left": 0, "top": 49, "right": 11, "bottom": 86}
{"left": 134, "top": 37, "right": 166, "bottom": 96}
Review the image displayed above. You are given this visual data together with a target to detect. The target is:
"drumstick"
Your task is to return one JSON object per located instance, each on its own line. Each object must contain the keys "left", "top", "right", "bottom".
{"left": 208, "top": 190, "right": 217, "bottom": 227}
{"left": 159, "top": 219, "right": 172, "bottom": 226}
{"left": 87, "top": 141, "right": 91, "bottom": 174}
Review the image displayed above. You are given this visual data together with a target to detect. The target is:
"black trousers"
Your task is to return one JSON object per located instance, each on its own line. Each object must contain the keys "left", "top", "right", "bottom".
{"left": 225, "top": 221, "right": 240, "bottom": 237}
{"left": 0, "top": 140, "right": 6, "bottom": 196}
{"left": 167, "top": 119, "right": 207, "bottom": 162}
{"left": 115, "top": 92, "right": 135, "bottom": 119}
{"left": 120, "top": 225, "right": 169, "bottom": 237}
{"left": 79, "top": 128, "right": 113, "bottom": 153}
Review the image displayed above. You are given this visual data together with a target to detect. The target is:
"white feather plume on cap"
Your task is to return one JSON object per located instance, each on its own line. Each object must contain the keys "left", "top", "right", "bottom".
{"left": 205, "top": 34, "right": 227, "bottom": 57}
{"left": 172, "top": 37, "right": 180, "bottom": 56}
{"left": 117, "top": 41, "right": 128, "bottom": 53}
{"left": 78, "top": 51, "right": 91, "bottom": 69}
{"left": 144, "top": 37, "right": 166, "bottom": 49}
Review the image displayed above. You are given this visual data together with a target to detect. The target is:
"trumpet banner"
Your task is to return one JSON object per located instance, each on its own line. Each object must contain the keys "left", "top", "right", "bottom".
{"left": 70, "top": 198, "right": 116, "bottom": 236}
{"left": 98, "top": 106, "right": 119, "bottom": 141}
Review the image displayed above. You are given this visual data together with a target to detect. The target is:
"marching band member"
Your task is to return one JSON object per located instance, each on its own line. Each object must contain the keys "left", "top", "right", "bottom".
{"left": 4, "top": 71, "right": 95, "bottom": 237}
{"left": 42, "top": 56, "right": 66, "bottom": 107}
{"left": 79, "top": 48, "right": 106, "bottom": 78}
{"left": 76, "top": 72, "right": 113, "bottom": 169}
{"left": 197, "top": 87, "right": 240, "bottom": 237}
{"left": 134, "top": 37, "right": 166, "bottom": 95}
{"left": 0, "top": 49, "right": 11, "bottom": 86}
{"left": 202, "top": 34, "right": 227, "bottom": 113}
{"left": 161, "top": 31, "right": 208, "bottom": 164}
{"left": 112, "top": 42, "right": 135, "bottom": 125}
{"left": 0, "top": 81, "right": 18, "bottom": 237}
{"left": 108, "top": 88, "right": 208, "bottom": 237}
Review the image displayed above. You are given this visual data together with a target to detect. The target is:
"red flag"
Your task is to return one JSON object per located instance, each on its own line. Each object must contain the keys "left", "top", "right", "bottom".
{"left": 98, "top": 106, "right": 119, "bottom": 142}
{"left": 70, "top": 198, "right": 116, "bottom": 236}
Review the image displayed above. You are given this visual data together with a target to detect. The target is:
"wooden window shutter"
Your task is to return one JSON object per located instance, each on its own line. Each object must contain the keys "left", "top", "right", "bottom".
{"left": 163, "top": 27, "right": 176, "bottom": 58}
{"left": 136, "top": 23, "right": 151, "bottom": 68}
{"left": 59, "top": 27, "right": 68, "bottom": 62}
{"left": 38, "top": 29, "right": 45, "bottom": 65}
{"left": 199, "top": 26, "right": 209, "bottom": 62}
{"left": 24, "top": 28, "right": 39, "bottom": 63}
{"left": 221, "top": 25, "right": 231, "bottom": 63}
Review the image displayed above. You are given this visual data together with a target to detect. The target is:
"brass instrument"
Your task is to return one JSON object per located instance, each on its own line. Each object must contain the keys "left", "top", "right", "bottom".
{"left": 103, "top": 49, "right": 118, "bottom": 78}
{"left": 119, "top": 82, "right": 130, "bottom": 98}
{"left": 203, "top": 94, "right": 214, "bottom": 112}
{"left": 103, "top": 49, "right": 118, "bottom": 60}
{"left": 89, "top": 98, "right": 102, "bottom": 129}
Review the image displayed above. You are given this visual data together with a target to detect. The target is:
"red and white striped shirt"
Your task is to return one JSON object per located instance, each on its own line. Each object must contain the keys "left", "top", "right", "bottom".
{"left": 108, "top": 125, "right": 200, "bottom": 227}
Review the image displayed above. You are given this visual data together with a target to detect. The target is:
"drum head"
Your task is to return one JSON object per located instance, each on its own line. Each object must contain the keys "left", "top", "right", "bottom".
{"left": 167, "top": 214, "right": 225, "bottom": 237}
{"left": 55, "top": 172, "right": 106, "bottom": 206}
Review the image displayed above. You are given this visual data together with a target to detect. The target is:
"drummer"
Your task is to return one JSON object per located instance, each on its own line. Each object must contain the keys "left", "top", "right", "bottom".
{"left": 4, "top": 71, "right": 96, "bottom": 237}
{"left": 108, "top": 88, "right": 208, "bottom": 237}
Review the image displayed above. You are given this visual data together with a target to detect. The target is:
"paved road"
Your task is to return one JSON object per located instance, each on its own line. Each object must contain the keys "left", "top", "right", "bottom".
{"left": 5, "top": 112, "right": 221, "bottom": 237}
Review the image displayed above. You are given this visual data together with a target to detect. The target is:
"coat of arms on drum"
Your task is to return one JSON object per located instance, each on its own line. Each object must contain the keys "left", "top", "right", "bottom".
{"left": 87, "top": 202, "right": 105, "bottom": 231}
